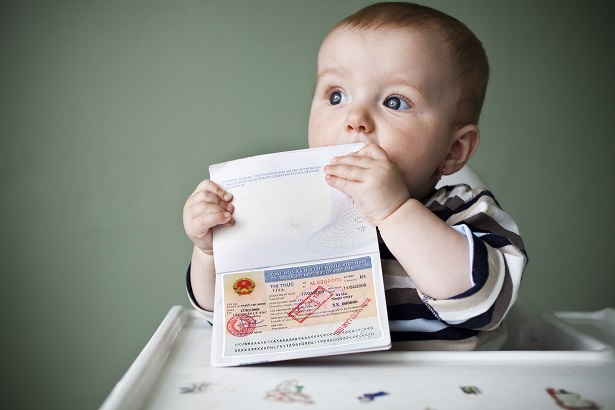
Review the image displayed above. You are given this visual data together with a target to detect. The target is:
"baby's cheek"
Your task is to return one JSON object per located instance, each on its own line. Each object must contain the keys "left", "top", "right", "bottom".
{"left": 308, "top": 119, "right": 339, "bottom": 148}
{"left": 308, "top": 135, "right": 328, "bottom": 148}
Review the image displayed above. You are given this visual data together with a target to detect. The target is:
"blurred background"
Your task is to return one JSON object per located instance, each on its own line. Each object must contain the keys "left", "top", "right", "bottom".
{"left": 1, "top": 0, "right": 613, "bottom": 408}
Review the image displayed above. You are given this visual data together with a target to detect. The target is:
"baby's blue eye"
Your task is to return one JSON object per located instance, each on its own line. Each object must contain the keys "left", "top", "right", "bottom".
{"left": 384, "top": 97, "right": 410, "bottom": 110}
{"left": 329, "top": 91, "right": 347, "bottom": 105}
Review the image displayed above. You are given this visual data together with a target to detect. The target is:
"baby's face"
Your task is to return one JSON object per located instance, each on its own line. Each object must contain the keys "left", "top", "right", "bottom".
{"left": 308, "top": 27, "right": 459, "bottom": 198}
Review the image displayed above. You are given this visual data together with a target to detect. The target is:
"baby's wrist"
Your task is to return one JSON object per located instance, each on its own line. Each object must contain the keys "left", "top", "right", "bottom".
{"left": 194, "top": 244, "right": 214, "bottom": 257}
{"left": 377, "top": 198, "right": 421, "bottom": 230}
{"left": 373, "top": 191, "right": 411, "bottom": 226}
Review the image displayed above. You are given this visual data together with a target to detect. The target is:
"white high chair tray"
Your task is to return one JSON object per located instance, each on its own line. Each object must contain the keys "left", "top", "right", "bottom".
{"left": 101, "top": 306, "right": 615, "bottom": 410}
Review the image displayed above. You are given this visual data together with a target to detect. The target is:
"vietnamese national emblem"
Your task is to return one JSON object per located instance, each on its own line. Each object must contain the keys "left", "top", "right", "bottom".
{"left": 233, "top": 278, "right": 256, "bottom": 296}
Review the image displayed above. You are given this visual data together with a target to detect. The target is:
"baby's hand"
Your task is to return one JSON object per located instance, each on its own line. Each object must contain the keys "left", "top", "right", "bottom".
{"left": 183, "top": 179, "right": 234, "bottom": 255}
{"left": 324, "top": 144, "right": 409, "bottom": 226}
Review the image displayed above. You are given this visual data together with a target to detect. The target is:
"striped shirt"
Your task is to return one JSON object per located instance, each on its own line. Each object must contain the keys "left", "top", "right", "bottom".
{"left": 186, "top": 183, "right": 527, "bottom": 351}
{"left": 385, "top": 184, "right": 527, "bottom": 350}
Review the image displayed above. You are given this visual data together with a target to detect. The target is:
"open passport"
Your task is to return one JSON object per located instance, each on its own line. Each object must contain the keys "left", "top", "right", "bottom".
{"left": 209, "top": 143, "right": 390, "bottom": 366}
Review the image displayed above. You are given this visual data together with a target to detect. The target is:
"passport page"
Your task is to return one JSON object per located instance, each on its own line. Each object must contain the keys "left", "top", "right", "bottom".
{"left": 210, "top": 143, "right": 378, "bottom": 274}
{"left": 208, "top": 143, "right": 390, "bottom": 366}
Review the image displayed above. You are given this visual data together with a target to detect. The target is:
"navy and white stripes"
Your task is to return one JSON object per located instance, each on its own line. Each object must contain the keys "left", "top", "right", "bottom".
{"left": 384, "top": 184, "right": 527, "bottom": 349}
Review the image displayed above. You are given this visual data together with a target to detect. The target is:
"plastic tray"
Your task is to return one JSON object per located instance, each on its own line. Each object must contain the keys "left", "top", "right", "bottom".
{"left": 100, "top": 306, "right": 615, "bottom": 409}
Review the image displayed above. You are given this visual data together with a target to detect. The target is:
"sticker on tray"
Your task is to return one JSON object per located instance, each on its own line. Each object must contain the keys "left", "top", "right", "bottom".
{"left": 179, "top": 382, "right": 210, "bottom": 394}
{"left": 358, "top": 391, "right": 389, "bottom": 403}
{"left": 546, "top": 388, "right": 599, "bottom": 410}
{"left": 264, "top": 379, "right": 314, "bottom": 404}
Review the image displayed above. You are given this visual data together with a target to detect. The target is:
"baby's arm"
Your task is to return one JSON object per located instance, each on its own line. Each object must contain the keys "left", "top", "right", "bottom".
{"left": 377, "top": 199, "right": 472, "bottom": 299}
{"left": 324, "top": 143, "right": 472, "bottom": 299}
{"left": 182, "top": 179, "right": 234, "bottom": 311}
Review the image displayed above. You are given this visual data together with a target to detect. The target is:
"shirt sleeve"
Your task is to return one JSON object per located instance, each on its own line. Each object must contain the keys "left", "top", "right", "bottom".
{"left": 419, "top": 184, "right": 528, "bottom": 331}
{"left": 451, "top": 223, "right": 475, "bottom": 287}
{"left": 185, "top": 264, "right": 214, "bottom": 324}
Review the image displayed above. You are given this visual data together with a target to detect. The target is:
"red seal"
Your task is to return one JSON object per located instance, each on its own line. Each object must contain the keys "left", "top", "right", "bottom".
{"left": 288, "top": 286, "right": 333, "bottom": 323}
{"left": 226, "top": 314, "right": 256, "bottom": 337}
{"left": 233, "top": 278, "right": 256, "bottom": 296}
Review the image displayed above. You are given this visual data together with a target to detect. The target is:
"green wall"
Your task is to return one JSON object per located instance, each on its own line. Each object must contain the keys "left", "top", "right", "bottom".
{"left": 1, "top": 1, "right": 614, "bottom": 408}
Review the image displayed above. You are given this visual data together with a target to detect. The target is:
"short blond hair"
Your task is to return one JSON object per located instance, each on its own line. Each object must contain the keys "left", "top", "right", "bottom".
{"left": 333, "top": 2, "right": 489, "bottom": 126}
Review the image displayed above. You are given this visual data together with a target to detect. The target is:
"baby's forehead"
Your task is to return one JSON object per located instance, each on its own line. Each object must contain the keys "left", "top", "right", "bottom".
{"left": 323, "top": 25, "right": 447, "bottom": 55}
{"left": 319, "top": 26, "right": 450, "bottom": 66}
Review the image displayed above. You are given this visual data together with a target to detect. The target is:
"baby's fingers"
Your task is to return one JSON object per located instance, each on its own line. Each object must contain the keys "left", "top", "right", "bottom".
{"left": 324, "top": 162, "right": 367, "bottom": 183}
{"left": 194, "top": 211, "right": 233, "bottom": 233}
{"left": 186, "top": 188, "right": 233, "bottom": 212}
{"left": 193, "top": 179, "right": 232, "bottom": 202}
{"left": 183, "top": 200, "right": 233, "bottom": 236}
{"left": 185, "top": 199, "right": 225, "bottom": 219}
{"left": 352, "top": 143, "right": 390, "bottom": 160}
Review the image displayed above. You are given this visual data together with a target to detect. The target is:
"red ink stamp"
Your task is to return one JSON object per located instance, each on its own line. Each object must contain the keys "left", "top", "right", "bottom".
{"left": 288, "top": 286, "right": 333, "bottom": 323}
{"left": 226, "top": 314, "right": 256, "bottom": 337}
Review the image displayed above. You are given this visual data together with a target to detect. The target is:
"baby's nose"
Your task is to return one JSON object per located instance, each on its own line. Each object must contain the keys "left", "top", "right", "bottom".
{"left": 345, "top": 105, "right": 375, "bottom": 136}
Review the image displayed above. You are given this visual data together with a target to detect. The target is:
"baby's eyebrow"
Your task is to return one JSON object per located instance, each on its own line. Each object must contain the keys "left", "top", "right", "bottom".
{"left": 315, "top": 66, "right": 350, "bottom": 84}
{"left": 388, "top": 77, "right": 425, "bottom": 97}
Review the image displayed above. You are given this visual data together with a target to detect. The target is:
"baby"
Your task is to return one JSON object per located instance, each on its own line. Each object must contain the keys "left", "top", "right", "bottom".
{"left": 183, "top": 2, "right": 527, "bottom": 350}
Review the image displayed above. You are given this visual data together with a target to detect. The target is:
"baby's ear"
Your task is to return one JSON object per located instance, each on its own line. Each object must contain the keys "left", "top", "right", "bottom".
{"left": 441, "top": 124, "right": 480, "bottom": 175}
